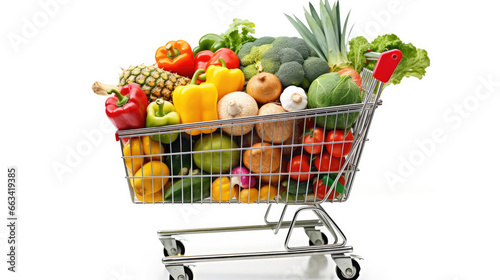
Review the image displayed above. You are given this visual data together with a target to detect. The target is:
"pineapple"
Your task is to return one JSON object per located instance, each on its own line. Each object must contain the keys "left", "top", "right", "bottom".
{"left": 92, "top": 64, "right": 191, "bottom": 103}
{"left": 119, "top": 64, "right": 190, "bottom": 102}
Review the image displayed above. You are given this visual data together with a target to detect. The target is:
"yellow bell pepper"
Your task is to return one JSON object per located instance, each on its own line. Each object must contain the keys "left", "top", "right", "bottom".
{"left": 211, "top": 177, "right": 237, "bottom": 201}
{"left": 172, "top": 69, "right": 218, "bottom": 135}
{"left": 132, "top": 161, "right": 170, "bottom": 196}
{"left": 123, "top": 137, "right": 143, "bottom": 174}
{"left": 204, "top": 58, "right": 245, "bottom": 101}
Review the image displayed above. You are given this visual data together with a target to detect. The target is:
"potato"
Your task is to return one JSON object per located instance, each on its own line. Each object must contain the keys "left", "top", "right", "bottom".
{"left": 255, "top": 103, "right": 294, "bottom": 144}
{"left": 260, "top": 162, "right": 287, "bottom": 185}
{"left": 281, "top": 123, "right": 303, "bottom": 156}
{"left": 243, "top": 142, "right": 281, "bottom": 174}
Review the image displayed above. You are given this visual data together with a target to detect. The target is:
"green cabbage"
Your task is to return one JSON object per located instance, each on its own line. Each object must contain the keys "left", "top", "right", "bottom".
{"left": 307, "top": 73, "right": 362, "bottom": 130}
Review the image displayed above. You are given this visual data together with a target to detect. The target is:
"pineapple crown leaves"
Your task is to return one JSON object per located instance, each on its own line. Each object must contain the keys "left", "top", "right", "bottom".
{"left": 285, "top": 0, "right": 352, "bottom": 71}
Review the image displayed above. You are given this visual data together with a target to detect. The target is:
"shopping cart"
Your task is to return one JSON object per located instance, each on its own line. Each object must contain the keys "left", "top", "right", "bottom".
{"left": 115, "top": 49, "right": 402, "bottom": 280}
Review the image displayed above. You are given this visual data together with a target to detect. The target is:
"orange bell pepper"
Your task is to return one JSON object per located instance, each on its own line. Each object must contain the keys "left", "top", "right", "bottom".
{"left": 155, "top": 40, "right": 195, "bottom": 78}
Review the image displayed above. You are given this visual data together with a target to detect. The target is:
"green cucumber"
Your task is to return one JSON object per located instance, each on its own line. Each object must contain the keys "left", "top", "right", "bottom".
{"left": 164, "top": 176, "right": 211, "bottom": 203}
{"left": 281, "top": 179, "right": 314, "bottom": 195}
{"left": 280, "top": 190, "right": 306, "bottom": 201}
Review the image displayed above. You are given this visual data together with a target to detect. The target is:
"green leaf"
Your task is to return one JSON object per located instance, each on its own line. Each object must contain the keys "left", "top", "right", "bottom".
{"left": 304, "top": 10, "right": 329, "bottom": 59}
{"left": 221, "top": 18, "right": 257, "bottom": 53}
{"left": 341, "top": 10, "right": 351, "bottom": 56}
{"left": 285, "top": 14, "right": 327, "bottom": 61}
{"left": 347, "top": 36, "right": 370, "bottom": 73}
{"left": 387, "top": 45, "right": 430, "bottom": 87}
{"left": 319, "top": 3, "right": 338, "bottom": 63}
{"left": 308, "top": 2, "right": 323, "bottom": 32}
{"left": 360, "top": 33, "right": 431, "bottom": 87}
{"left": 369, "top": 34, "right": 402, "bottom": 52}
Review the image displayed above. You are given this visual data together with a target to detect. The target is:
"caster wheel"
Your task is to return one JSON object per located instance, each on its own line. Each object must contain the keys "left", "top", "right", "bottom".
{"left": 308, "top": 232, "right": 328, "bottom": 246}
{"left": 169, "top": 266, "right": 193, "bottom": 280}
{"left": 335, "top": 259, "right": 360, "bottom": 280}
{"left": 163, "top": 240, "right": 185, "bottom": 257}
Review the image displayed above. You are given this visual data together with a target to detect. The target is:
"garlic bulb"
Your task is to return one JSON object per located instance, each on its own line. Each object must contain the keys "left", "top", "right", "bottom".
{"left": 280, "top": 86, "right": 308, "bottom": 112}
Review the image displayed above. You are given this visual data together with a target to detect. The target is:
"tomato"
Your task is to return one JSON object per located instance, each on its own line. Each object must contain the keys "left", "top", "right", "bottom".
{"left": 304, "top": 118, "right": 317, "bottom": 130}
{"left": 338, "top": 68, "right": 362, "bottom": 88}
{"left": 313, "top": 174, "right": 345, "bottom": 200}
{"left": 302, "top": 127, "right": 325, "bottom": 155}
{"left": 314, "top": 152, "right": 344, "bottom": 172}
{"left": 287, "top": 155, "right": 314, "bottom": 181}
{"left": 324, "top": 130, "right": 353, "bottom": 158}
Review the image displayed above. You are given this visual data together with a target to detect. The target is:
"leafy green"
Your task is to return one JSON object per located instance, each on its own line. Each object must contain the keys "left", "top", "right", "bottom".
{"left": 347, "top": 36, "right": 370, "bottom": 73}
{"left": 221, "top": 19, "right": 257, "bottom": 54}
{"left": 369, "top": 34, "right": 402, "bottom": 53}
{"left": 347, "top": 34, "right": 430, "bottom": 87}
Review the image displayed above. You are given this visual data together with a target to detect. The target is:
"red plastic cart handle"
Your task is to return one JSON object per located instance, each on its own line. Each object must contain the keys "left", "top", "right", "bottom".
{"left": 372, "top": 49, "right": 402, "bottom": 83}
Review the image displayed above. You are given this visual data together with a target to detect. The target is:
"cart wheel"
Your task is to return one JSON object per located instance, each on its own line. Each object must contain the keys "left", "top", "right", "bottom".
{"left": 335, "top": 259, "right": 360, "bottom": 280}
{"left": 169, "top": 266, "right": 193, "bottom": 280}
{"left": 163, "top": 240, "right": 186, "bottom": 257}
{"left": 308, "top": 232, "right": 329, "bottom": 246}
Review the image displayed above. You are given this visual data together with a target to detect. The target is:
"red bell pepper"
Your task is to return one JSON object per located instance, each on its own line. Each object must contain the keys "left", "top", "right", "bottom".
{"left": 155, "top": 40, "right": 195, "bottom": 78}
{"left": 207, "top": 48, "right": 240, "bottom": 69}
{"left": 105, "top": 83, "right": 149, "bottom": 130}
{"left": 193, "top": 50, "right": 214, "bottom": 84}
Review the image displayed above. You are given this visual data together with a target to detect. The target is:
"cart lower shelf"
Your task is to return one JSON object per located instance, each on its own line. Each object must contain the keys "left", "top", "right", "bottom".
{"left": 159, "top": 205, "right": 362, "bottom": 280}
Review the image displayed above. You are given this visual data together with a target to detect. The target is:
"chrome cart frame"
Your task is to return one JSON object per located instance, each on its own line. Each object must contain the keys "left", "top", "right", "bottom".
{"left": 115, "top": 50, "right": 402, "bottom": 280}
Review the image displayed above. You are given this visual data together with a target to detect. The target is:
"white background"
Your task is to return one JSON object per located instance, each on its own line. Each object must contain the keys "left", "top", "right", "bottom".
{"left": 1, "top": 0, "right": 499, "bottom": 279}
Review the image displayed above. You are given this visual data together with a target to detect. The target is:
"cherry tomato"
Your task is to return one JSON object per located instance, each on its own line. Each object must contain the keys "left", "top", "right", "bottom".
{"left": 314, "top": 174, "right": 345, "bottom": 200}
{"left": 302, "top": 127, "right": 325, "bottom": 155}
{"left": 314, "top": 152, "right": 344, "bottom": 172}
{"left": 324, "top": 130, "right": 353, "bottom": 158}
{"left": 287, "top": 155, "right": 313, "bottom": 181}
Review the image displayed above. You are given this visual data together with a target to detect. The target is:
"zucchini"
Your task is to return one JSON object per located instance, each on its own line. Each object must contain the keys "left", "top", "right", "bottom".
{"left": 164, "top": 176, "right": 211, "bottom": 203}
{"left": 164, "top": 135, "right": 192, "bottom": 176}
{"left": 281, "top": 179, "right": 314, "bottom": 195}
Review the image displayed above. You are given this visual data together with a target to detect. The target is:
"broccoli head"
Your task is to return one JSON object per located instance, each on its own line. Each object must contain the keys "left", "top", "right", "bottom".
{"left": 275, "top": 61, "right": 305, "bottom": 87}
{"left": 278, "top": 48, "right": 304, "bottom": 64}
{"left": 302, "top": 57, "right": 330, "bottom": 86}
{"left": 238, "top": 36, "right": 327, "bottom": 88}
{"left": 271, "top": 37, "right": 310, "bottom": 59}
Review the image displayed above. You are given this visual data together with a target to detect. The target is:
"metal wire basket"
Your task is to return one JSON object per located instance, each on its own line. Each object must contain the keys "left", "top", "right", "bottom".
{"left": 116, "top": 55, "right": 392, "bottom": 206}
